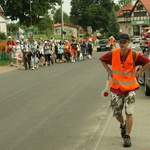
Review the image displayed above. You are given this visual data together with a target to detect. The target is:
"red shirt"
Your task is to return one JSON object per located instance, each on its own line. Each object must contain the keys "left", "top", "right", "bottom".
{"left": 6, "top": 41, "right": 15, "bottom": 52}
{"left": 99, "top": 49, "right": 150, "bottom": 95}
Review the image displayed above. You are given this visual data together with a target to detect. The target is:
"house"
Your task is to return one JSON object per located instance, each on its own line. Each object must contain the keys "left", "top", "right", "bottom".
{"left": 54, "top": 23, "right": 80, "bottom": 37}
{"left": 117, "top": 4, "right": 133, "bottom": 36}
{"left": 0, "top": 5, "right": 7, "bottom": 35}
{"left": 116, "top": 0, "right": 150, "bottom": 36}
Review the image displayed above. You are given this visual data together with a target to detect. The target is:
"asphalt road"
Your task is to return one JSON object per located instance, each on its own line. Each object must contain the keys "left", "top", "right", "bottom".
{"left": 0, "top": 43, "right": 144, "bottom": 150}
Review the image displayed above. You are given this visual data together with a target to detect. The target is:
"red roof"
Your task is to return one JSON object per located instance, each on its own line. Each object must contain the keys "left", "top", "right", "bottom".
{"left": 117, "top": 4, "right": 133, "bottom": 17}
{"left": 141, "top": 0, "right": 150, "bottom": 13}
{"left": 54, "top": 23, "right": 79, "bottom": 29}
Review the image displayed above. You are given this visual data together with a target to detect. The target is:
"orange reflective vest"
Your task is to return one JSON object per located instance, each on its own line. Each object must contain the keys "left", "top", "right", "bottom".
{"left": 109, "top": 48, "right": 140, "bottom": 92}
{"left": 110, "top": 38, "right": 115, "bottom": 45}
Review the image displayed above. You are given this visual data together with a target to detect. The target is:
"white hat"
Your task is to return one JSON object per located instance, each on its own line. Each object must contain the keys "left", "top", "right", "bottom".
{"left": 89, "top": 38, "right": 92, "bottom": 42}
{"left": 8, "top": 36, "right": 12, "bottom": 39}
{"left": 44, "top": 41, "right": 48, "bottom": 44}
{"left": 16, "top": 40, "right": 20, "bottom": 43}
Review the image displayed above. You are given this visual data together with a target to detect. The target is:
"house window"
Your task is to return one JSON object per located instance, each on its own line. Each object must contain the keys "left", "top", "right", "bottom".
{"left": 134, "top": 11, "right": 146, "bottom": 17}
{"left": 55, "top": 29, "right": 60, "bottom": 34}
{"left": 136, "top": 3, "right": 143, "bottom": 10}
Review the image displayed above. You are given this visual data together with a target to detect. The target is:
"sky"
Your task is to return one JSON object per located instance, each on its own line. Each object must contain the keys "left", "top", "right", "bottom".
{"left": 63, "top": 0, "right": 119, "bottom": 15}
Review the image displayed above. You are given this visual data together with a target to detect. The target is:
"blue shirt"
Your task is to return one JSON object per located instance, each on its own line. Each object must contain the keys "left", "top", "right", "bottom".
{"left": 58, "top": 44, "right": 64, "bottom": 54}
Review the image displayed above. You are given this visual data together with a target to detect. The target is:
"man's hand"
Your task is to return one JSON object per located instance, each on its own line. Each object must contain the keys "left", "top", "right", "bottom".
{"left": 107, "top": 68, "right": 113, "bottom": 77}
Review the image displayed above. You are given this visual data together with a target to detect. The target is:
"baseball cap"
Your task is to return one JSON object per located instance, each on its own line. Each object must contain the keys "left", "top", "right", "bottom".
{"left": 8, "top": 36, "right": 12, "bottom": 39}
{"left": 117, "top": 34, "right": 130, "bottom": 41}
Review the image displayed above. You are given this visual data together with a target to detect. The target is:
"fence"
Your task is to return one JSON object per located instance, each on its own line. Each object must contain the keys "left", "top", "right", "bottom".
{"left": 0, "top": 52, "right": 10, "bottom": 66}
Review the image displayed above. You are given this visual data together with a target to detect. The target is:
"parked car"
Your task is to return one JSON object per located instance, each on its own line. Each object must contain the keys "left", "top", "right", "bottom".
{"left": 136, "top": 47, "right": 150, "bottom": 96}
{"left": 97, "top": 39, "right": 110, "bottom": 52}
{"left": 133, "top": 35, "right": 141, "bottom": 44}
{"left": 139, "top": 38, "right": 147, "bottom": 50}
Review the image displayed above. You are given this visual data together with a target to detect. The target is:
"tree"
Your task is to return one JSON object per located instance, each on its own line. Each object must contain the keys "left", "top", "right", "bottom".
{"left": 70, "top": 0, "right": 93, "bottom": 28}
{"left": 106, "top": 7, "right": 120, "bottom": 39}
{"left": 7, "top": 23, "right": 19, "bottom": 32}
{"left": 53, "top": 8, "right": 70, "bottom": 24}
{"left": 0, "top": 0, "right": 60, "bottom": 26}
{"left": 70, "top": 0, "right": 115, "bottom": 36}
{"left": 118, "top": 0, "right": 132, "bottom": 7}
{"left": 37, "top": 14, "right": 53, "bottom": 35}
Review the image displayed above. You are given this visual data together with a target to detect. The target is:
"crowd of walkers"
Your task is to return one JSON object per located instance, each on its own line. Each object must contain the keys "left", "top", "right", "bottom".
{"left": 5, "top": 36, "right": 94, "bottom": 70}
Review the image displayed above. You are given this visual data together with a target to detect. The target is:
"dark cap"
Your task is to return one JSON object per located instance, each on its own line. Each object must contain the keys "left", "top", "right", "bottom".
{"left": 117, "top": 34, "right": 130, "bottom": 41}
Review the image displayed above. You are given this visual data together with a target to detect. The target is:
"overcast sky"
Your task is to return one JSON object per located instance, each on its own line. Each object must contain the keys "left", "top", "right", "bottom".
{"left": 63, "top": 0, "right": 119, "bottom": 15}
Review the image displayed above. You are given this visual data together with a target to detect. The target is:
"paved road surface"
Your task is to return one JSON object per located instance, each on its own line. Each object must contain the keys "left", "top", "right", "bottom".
{"left": 0, "top": 43, "right": 145, "bottom": 150}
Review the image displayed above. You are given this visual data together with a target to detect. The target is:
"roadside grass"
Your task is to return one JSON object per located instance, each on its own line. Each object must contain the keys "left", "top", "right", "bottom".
{"left": 0, "top": 61, "right": 10, "bottom": 66}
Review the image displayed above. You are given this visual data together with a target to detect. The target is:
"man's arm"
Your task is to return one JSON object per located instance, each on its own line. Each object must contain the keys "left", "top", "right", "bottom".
{"left": 136, "top": 62, "right": 150, "bottom": 77}
{"left": 101, "top": 60, "right": 113, "bottom": 77}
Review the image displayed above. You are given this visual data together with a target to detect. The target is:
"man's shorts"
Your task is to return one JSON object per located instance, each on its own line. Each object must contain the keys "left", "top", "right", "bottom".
{"left": 71, "top": 49, "right": 77, "bottom": 55}
{"left": 110, "top": 91, "right": 136, "bottom": 117}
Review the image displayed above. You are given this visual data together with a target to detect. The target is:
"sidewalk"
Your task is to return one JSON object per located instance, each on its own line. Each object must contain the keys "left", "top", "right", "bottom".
{"left": 0, "top": 65, "right": 20, "bottom": 74}
{"left": 89, "top": 97, "right": 150, "bottom": 150}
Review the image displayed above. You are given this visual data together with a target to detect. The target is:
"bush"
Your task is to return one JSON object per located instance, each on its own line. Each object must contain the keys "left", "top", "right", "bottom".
{"left": 0, "top": 42, "right": 6, "bottom": 52}
{"left": 0, "top": 32, "right": 7, "bottom": 40}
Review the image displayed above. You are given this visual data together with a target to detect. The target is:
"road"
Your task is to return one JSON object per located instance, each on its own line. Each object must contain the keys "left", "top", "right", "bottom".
{"left": 0, "top": 43, "right": 145, "bottom": 150}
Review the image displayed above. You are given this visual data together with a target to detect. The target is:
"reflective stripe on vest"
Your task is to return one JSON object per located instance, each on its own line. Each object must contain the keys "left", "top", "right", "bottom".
{"left": 112, "top": 70, "right": 136, "bottom": 76}
{"left": 110, "top": 48, "right": 140, "bottom": 91}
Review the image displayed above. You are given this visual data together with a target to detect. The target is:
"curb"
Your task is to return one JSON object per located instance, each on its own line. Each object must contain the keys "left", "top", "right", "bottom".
{"left": 87, "top": 107, "right": 113, "bottom": 150}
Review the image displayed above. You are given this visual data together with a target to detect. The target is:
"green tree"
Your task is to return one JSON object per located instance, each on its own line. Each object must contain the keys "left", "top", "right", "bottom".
{"left": 53, "top": 8, "right": 70, "bottom": 24}
{"left": 70, "top": 0, "right": 114, "bottom": 35}
{"left": 37, "top": 14, "right": 53, "bottom": 34}
{"left": 7, "top": 23, "right": 19, "bottom": 32}
{"left": 0, "top": 0, "right": 60, "bottom": 26}
{"left": 106, "top": 7, "right": 120, "bottom": 39}
{"left": 70, "top": 0, "right": 93, "bottom": 28}
{"left": 118, "top": 0, "right": 132, "bottom": 7}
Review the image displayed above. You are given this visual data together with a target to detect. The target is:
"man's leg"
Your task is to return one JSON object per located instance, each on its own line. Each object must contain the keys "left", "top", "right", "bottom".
{"left": 126, "top": 114, "right": 133, "bottom": 135}
{"left": 123, "top": 91, "right": 136, "bottom": 147}
{"left": 116, "top": 115, "right": 125, "bottom": 125}
{"left": 110, "top": 93, "right": 126, "bottom": 138}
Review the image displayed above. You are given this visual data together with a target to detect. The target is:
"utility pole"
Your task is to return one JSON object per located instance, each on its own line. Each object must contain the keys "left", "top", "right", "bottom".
{"left": 30, "top": 0, "right": 32, "bottom": 26}
{"left": 61, "top": 0, "right": 64, "bottom": 40}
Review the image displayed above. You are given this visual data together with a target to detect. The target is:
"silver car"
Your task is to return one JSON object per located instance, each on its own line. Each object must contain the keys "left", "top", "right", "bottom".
{"left": 136, "top": 47, "right": 150, "bottom": 96}
{"left": 133, "top": 36, "right": 141, "bottom": 44}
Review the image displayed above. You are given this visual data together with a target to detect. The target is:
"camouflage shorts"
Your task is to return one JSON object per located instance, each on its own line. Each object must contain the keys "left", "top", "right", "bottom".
{"left": 110, "top": 91, "right": 136, "bottom": 117}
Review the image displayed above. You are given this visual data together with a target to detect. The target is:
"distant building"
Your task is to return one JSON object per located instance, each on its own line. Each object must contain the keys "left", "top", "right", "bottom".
{"left": 0, "top": 5, "right": 7, "bottom": 35}
{"left": 54, "top": 23, "right": 80, "bottom": 37}
{"left": 116, "top": 0, "right": 150, "bottom": 36}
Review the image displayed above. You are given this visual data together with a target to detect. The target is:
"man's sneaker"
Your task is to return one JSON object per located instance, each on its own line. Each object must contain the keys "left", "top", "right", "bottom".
{"left": 120, "top": 124, "right": 126, "bottom": 138}
{"left": 123, "top": 135, "right": 131, "bottom": 147}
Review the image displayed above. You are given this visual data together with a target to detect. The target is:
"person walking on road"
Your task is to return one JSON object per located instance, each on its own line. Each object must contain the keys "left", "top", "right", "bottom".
{"left": 14, "top": 40, "right": 23, "bottom": 67}
{"left": 5, "top": 36, "right": 15, "bottom": 66}
{"left": 109, "top": 36, "right": 116, "bottom": 50}
{"left": 57, "top": 41, "right": 64, "bottom": 63}
{"left": 100, "top": 33, "right": 150, "bottom": 147}
{"left": 70, "top": 36, "right": 77, "bottom": 62}
{"left": 22, "top": 39, "right": 31, "bottom": 70}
